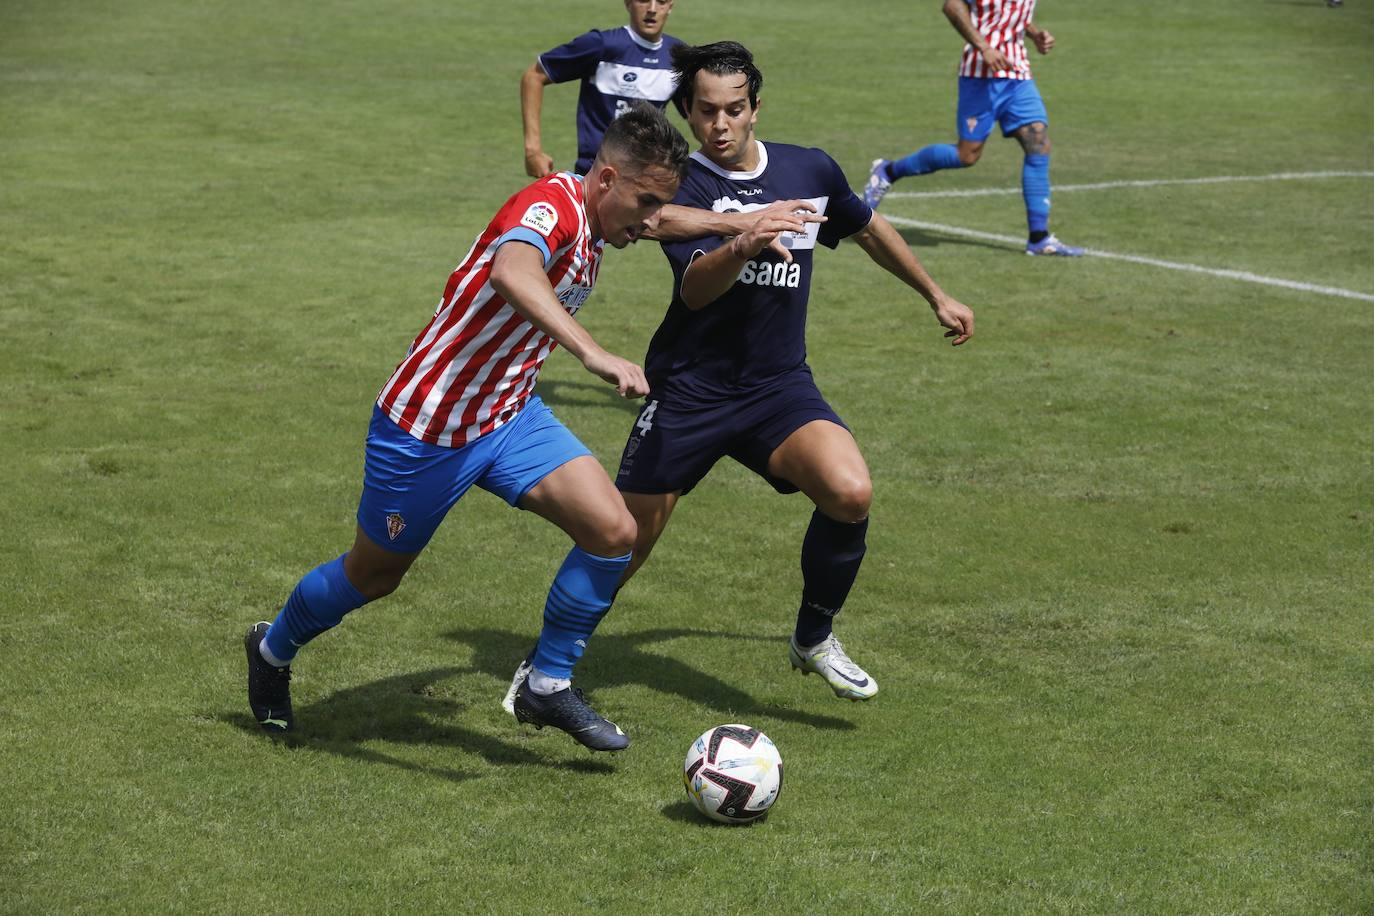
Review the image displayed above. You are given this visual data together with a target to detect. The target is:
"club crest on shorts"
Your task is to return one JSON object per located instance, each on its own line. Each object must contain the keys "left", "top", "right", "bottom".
{"left": 386, "top": 512, "right": 406, "bottom": 541}
{"left": 966, "top": 116, "right": 979, "bottom": 133}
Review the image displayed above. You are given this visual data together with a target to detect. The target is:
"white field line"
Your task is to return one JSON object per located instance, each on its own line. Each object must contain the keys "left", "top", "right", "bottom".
{"left": 885, "top": 170, "right": 1374, "bottom": 200}
{"left": 882, "top": 215, "right": 1374, "bottom": 303}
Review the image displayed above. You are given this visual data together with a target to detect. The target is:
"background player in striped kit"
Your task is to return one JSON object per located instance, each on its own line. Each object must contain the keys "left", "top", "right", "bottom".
{"left": 864, "top": 0, "right": 1083, "bottom": 256}
{"left": 521, "top": 1, "right": 682, "bottom": 178}
{"left": 243, "top": 105, "right": 689, "bottom": 752}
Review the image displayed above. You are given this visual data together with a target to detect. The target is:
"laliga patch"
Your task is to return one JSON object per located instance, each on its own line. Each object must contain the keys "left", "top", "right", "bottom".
{"left": 520, "top": 202, "right": 559, "bottom": 238}
{"left": 386, "top": 512, "right": 406, "bottom": 541}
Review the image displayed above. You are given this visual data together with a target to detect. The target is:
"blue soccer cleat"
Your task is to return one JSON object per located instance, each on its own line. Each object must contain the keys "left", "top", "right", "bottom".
{"left": 863, "top": 159, "right": 893, "bottom": 210}
{"left": 1025, "top": 234, "right": 1084, "bottom": 257}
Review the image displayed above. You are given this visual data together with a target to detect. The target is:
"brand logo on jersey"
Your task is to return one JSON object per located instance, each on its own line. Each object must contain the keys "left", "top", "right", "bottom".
{"left": 738, "top": 259, "right": 801, "bottom": 289}
{"left": 386, "top": 513, "right": 406, "bottom": 541}
{"left": 643, "top": 57, "right": 659, "bottom": 63}
{"left": 520, "top": 202, "right": 559, "bottom": 238}
{"left": 622, "top": 71, "right": 638, "bottom": 82}
{"left": 558, "top": 284, "right": 593, "bottom": 315}
{"left": 738, "top": 188, "right": 764, "bottom": 196}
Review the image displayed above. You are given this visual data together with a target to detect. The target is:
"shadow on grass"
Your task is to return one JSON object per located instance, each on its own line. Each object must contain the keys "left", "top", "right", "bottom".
{"left": 442, "top": 626, "right": 858, "bottom": 732}
{"left": 660, "top": 798, "right": 770, "bottom": 828}
{"left": 222, "top": 665, "right": 614, "bottom": 782}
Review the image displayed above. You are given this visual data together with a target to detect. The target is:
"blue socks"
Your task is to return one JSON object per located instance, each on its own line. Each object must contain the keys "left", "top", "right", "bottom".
{"left": 1023, "top": 153, "right": 1051, "bottom": 239}
{"left": 264, "top": 554, "right": 368, "bottom": 664}
{"left": 889, "top": 145, "right": 1054, "bottom": 242}
{"left": 794, "top": 510, "right": 869, "bottom": 648}
{"left": 261, "top": 546, "right": 628, "bottom": 682}
{"left": 889, "top": 143, "right": 964, "bottom": 180}
{"left": 532, "top": 547, "right": 632, "bottom": 680}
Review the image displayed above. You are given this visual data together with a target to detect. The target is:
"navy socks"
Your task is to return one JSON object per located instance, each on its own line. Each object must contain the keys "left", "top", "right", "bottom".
{"left": 794, "top": 510, "right": 869, "bottom": 647}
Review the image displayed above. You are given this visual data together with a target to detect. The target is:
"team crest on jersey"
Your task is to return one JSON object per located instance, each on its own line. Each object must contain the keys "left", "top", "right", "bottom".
{"left": 521, "top": 202, "right": 559, "bottom": 238}
{"left": 386, "top": 513, "right": 406, "bottom": 541}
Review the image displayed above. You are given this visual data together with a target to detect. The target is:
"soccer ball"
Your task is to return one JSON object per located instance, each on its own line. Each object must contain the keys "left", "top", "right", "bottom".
{"left": 682, "top": 724, "right": 783, "bottom": 824}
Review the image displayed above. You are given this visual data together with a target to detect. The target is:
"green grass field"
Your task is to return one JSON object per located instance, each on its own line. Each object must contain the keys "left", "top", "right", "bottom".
{"left": 3, "top": 0, "right": 1372, "bottom": 911}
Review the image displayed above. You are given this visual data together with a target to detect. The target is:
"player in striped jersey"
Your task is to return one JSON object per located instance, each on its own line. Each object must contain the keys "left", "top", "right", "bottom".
{"left": 522, "top": 1, "right": 683, "bottom": 178}
{"left": 864, "top": 0, "right": 1083, "bottom": 257}
{"left": 244, "top": 105, "right": 691, "bottom": 752}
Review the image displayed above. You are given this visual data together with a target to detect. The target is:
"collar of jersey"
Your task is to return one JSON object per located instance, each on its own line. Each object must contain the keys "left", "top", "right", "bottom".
{"left": 689, "top": 141, "right": 769, "bottom": 181}
{"left": 623, "top": 25, "right": 664, "bottom": 51}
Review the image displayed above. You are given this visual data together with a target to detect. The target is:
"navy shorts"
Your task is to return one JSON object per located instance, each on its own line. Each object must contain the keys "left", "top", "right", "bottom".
{"left": 614, "top": 367, "right": 847, "bottom": 496}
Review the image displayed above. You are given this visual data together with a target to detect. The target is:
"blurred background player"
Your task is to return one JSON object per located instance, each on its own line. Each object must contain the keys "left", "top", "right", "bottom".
{"left": 244, "top": 105, "right": 689, "bottom": 752}
{"left": 508, "top": 41, "right": 974, "bottom": 707}
{"left": 521, "top": 0, "right": 682, "bottom": 178}
{"left": 865, "top": 0, "right": 1083, "bottom": 256}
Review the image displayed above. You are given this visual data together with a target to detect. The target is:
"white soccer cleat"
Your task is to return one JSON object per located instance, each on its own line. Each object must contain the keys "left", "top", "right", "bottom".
{"left": 501, "top": 657, "right": 533, "bottom": 715}
{"left": 789, "top": 634, "right": 879, "bottom": 701}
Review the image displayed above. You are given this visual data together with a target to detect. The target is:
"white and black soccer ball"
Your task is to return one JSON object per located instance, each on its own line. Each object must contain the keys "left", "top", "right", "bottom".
{"left": 682, "top": 724, "right": 783, "bottom": 824}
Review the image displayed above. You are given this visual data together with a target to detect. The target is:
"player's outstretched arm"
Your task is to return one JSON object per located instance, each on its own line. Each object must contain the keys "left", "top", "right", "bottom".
{"left": 942, "top": 0, "right": 1012, "bottom": 72}
{"left": 520, "top": 60, "right": 556, "bottom": 178}
{"left": 678, "top": 211, "right": 814, "bottom": 310}
{"left": 851, "top": 213, "right": 974, "bottom": 346}
{"left": 490, "top": 241, "right": 648, "bottom": 396}
{"left": 648, "top": 200, "right": 826, "bottom": 264}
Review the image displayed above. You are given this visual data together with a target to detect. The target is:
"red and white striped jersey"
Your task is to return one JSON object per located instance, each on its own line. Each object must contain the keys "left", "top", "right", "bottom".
{"left": 958, "top": 0, "right": 1036, "bottom": 80}
{"left": 377, "top": 173, "right": 603, "bottom": 447}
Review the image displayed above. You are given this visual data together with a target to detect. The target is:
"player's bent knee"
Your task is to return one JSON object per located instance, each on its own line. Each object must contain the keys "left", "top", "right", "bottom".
{"left": 350, "top": 567, "right": 406, "bottom": 601}
{"left": 958, "top": 145, "right": 983, "bottom": 167}
{"left": 342, "top": 550, "right": 411, "bottom": 601}
{"left": 825, "top": 478, "right": 873, "bottom": 524}
{"left": 581, "top": 510, "right": 637, "bottom": 557}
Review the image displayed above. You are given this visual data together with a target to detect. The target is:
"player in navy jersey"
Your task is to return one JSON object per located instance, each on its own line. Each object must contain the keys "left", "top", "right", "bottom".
{"left": 503, "top": 41, "right": 973, "bottom": 706}
{"left": 521, "top": 1, "right": 683, "bottom": 178}
{"left": 864, "top": 0, "right": 1082, "bottom": 257}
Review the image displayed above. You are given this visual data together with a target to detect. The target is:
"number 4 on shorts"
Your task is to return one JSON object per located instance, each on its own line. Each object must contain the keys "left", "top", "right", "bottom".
{"left": 635, "top": 399, "right": 658, "bottom": 436}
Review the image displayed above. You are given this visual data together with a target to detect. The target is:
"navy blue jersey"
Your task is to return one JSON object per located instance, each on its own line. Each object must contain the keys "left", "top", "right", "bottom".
{"left": 647, "top": 142, "right": 873, "bottom": 399}
{"left": 539, "top": 26, "right": 684, "bottom": 174}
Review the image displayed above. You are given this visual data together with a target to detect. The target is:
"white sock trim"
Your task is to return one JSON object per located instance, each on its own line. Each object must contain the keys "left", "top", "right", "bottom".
{"left": 528, "top": 667, "right": 572, "bottom": 696}
{"left": 258, "top": 635, "right": 289, "bottom": 668}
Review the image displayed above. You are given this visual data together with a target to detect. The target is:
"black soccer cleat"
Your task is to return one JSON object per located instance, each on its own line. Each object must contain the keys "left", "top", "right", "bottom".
{"left": 244, "top": 621, "right": 294, "bottom": 733}
{"left": 512, "top": 679, "right": 629, "bottom": 752}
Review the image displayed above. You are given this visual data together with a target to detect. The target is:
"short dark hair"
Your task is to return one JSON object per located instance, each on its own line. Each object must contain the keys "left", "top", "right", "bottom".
{"left": 670, "top": 41, "right": 763, "bottom": 119}
{"left": 595, "top": 102, "right": 690, "bottom": 181}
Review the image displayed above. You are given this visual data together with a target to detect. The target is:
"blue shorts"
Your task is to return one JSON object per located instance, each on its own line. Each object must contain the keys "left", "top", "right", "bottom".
{"left": 614, "top": 367, "right": 847, "bottom": 496}
{"left": 356, "top": 396, "right": 591, "bottom": 553}
{"left": 957, "top": 77, "right": 1048, "bottom": 142}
